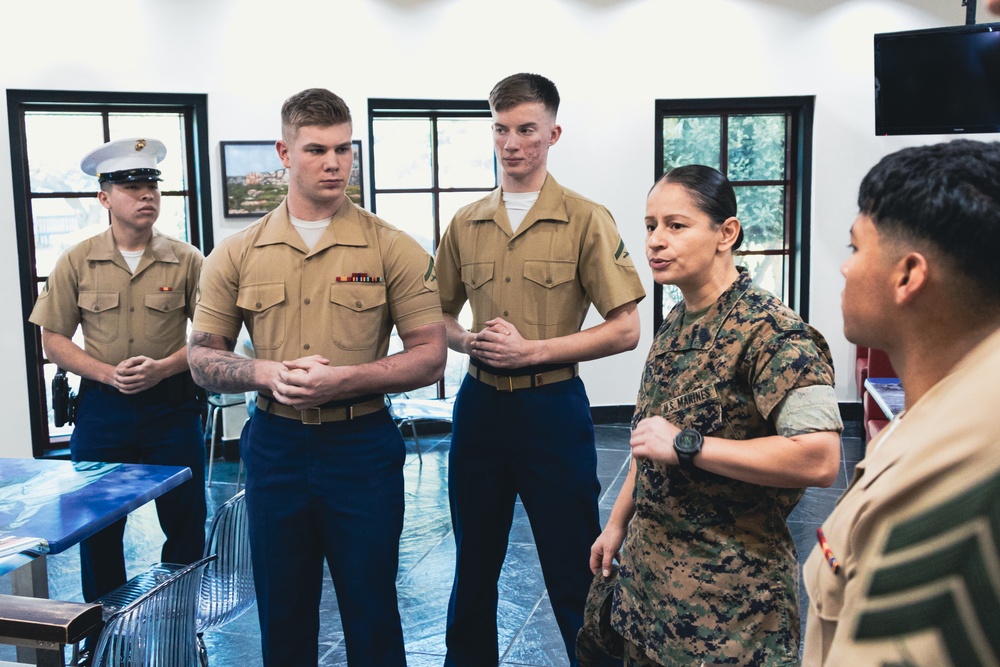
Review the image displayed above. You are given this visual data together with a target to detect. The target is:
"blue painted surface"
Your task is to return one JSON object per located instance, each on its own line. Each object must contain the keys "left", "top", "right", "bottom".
{"left": 865, "top": 377, "right": 905, "bottom": 419}
{"left": 0, "top": 458, "right": 190, "bottom": 574}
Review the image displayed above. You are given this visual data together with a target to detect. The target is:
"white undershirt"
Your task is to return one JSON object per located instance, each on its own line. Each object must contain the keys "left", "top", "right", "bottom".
{"left": 290, "top": 215, "right": 333, "bottom": 251}
{"left": 119, "top": 248, "right": 144, "bottom": 273}
{"left": 503, "top": 191, "right": 539, "bottom": 233}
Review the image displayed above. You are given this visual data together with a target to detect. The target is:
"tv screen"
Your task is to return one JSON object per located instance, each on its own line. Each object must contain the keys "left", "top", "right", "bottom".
{"left": 875, "top": 23, "right": 1000, "bottom": 135}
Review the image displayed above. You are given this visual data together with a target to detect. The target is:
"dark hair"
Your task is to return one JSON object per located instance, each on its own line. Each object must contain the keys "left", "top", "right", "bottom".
{"left": 489, "top": 73, "right": 560, "bottom": 116}
{"left": 280, "top": 88, "right": 352, "bottom": 140}
{"left": 858, "top": 139, "right": 1000, "bottom": 301}
{"left": 659, "top": 165, "right": 744, "bottom": 250}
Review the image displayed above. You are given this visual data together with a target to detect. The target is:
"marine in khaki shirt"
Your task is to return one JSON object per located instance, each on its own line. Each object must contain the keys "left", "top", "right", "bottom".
{"left": 28, "top": 137, "right": 206, "bottom": 604}
{"left": 436, "top": 73, "right": 645, "bottom": 666}
{"left": 802, "top": 140, "right": 1000, "bottom": 667}
{"left": 187, "top": 88, "right": 445, "bottom": 667}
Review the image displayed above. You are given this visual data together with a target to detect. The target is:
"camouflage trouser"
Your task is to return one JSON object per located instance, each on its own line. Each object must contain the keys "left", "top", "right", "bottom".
{"left": 624, "top": 641, "right": 662, "bottom": 667}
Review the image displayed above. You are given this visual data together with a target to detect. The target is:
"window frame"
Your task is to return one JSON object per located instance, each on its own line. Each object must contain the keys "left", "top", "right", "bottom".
{"left": 7, "top": 89, "right": 214, "bottom": 457}
{"left": 367, "top": 98, "right": 496, "bottom": 399}
{"left": 652, "top": 96, "right": 814, "bottom": 330}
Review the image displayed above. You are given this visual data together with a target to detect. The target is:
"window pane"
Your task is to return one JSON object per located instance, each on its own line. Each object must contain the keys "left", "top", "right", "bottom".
{"left": 157, "top": 195, "right": 190, "bottom": 243}
{"left": 660, "top": 284, "right": 683, "bottom": 318}
{"left": 739, "top": 253, "right": 788, "bottom": 303}
{"left": 735, "top": 185, "right": 785, "bottom": 251}
{"left": 662, "top": 116, "right": 721, "bottom": 173}
{"left": 438, "top": 119, "right": 496, "bottom": 189}
{"left": 373, "top": 119, "right": 433, "bottom": 188}
{"left": 25, "top": 113, "right": 105, "bottom": 194}
{"left": 110, "top": 113, "right": 188, "bottom": 192}
{"left": 374, "top": 193, "right": 434, "bottom": 254}
{"left": 727, "top": 114, "right": 786, "bottom": 182}
{"left": 33, "top": 197, "right": 108, "bottom": 277}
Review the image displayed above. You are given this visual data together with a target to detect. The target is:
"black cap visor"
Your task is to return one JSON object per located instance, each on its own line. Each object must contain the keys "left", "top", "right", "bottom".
{"left": 98, "top": 168, "right": 163, "bottom": 184}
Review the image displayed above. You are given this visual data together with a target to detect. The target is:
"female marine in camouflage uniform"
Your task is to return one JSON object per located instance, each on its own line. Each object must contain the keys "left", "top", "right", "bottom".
{"left": 591, "top": 166, "right": 843, "bottom": 666}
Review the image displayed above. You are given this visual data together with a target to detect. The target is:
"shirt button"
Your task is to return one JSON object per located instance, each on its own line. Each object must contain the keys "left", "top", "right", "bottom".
{"left": 355, "top": 301, "right": 363, "bottom": 308}
{"left": 255, "top": 301, "right": 262, "bottom": 309}
{"left": 304, "top": 298, "right": 311, "bottom": 305}
{"left": 129, "top": 306, "right": 135, "bottom": 312}
{"left": 94, "top": 306, "right": 100, "bottom": 311}
{"left": 507, "top": 244, "right": 514, "bottom": 251}
{"left": 505, "top": 277, "right": 511, "bottom": 283}
{"left": 304, "top": 343, "right": 310, "bottom": 350}
{"left": 545, "top": 277, "right": 552, "bottom": 284}
{"left": 128, "top": 338, "right": 134, "bottom": 344}
{"left": 503, "top": 310, "right": 509, "bottom": 317}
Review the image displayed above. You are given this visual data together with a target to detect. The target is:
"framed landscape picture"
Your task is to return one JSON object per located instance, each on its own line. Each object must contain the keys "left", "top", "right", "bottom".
{"left": 221, "top": 139, "right": 364, "bottom": 218}
{"left": 221, "top": 141, "right": 286, "bottom": 218}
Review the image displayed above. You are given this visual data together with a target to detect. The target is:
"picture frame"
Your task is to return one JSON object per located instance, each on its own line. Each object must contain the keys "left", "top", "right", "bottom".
{"left": 349, "top": 140, "right": 364, "bottom": 208}
{"left": 220, "top": 141, "right": 286, "bottom": 219}
{"left": 221, "top": 139, "right": 365, "bottom": 218}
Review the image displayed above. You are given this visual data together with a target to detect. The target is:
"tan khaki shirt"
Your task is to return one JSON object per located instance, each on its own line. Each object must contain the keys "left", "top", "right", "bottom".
{"left": 29, "top": 227, "right": 203, "bottom": 365}
{"left": 435, "top": 175, "right": 645, "bottom": 341}
{"left": 193, "top": 199, "right": 441, "bottom": 366}
{"left": 802, "top": 327, "right": 1000, "bottom": 667}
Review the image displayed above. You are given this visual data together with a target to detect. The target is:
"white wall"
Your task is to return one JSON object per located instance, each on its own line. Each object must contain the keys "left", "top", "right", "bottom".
{"left": 0, "top": 0, "right": 983, "bottom": 457}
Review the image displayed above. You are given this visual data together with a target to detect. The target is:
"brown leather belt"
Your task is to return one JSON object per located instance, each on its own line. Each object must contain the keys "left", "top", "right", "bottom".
{"left": 468, "top": 364, "right": 579, "bottom": 392}
{"left": 255, "top": 395, "right": 386, "bottom": 424}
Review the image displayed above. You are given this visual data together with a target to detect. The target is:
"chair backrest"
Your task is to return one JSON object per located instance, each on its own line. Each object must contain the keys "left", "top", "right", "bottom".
{"left": 91, "top": 555, "right": 215, "bottom": 667}
{"left": 197, "top": 489, "right": 255, "bottom": 633}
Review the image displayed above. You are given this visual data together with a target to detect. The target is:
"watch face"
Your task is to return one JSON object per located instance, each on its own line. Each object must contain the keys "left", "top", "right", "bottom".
{"left": 675, "top": 429, "right": 702, "bottom": 454}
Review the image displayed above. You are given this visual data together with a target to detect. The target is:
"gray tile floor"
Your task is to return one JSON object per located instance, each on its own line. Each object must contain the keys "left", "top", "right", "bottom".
{"left": 0, "top": 421, "right": 863, "bottom": 666}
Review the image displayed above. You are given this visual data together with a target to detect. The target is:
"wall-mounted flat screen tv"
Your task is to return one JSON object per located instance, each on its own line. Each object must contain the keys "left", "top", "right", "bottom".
{"left": 875, "top": 23, "right": 1000, "bottom": 135}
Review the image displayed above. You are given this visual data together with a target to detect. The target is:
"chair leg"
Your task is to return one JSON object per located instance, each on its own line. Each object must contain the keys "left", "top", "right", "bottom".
{"left": 411, "top": 421, "right": 422, "bottom": 464}
{"left": 198, "top": 632, "right": 209, "bottom": 667}
{"left": 207, "top": 406, "right": 221, "bottom": 487}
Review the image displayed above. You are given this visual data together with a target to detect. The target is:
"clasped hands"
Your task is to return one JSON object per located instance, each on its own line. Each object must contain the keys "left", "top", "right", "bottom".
{"left": 269, "top": 355, "right": 344, "bottom": 410}
{"left": 466, "top": 317, "right": 537, "bottom": 369}
{"left": 112, "top": 356, "right": 166, "bottom": 394}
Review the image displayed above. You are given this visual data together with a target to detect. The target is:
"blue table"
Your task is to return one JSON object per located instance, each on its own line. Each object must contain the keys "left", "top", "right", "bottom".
{"left": 865, "top": 377, "right": 906, "bottom": 420}
{"left": 0, "top": 459, "right": 191, "bottom": 664}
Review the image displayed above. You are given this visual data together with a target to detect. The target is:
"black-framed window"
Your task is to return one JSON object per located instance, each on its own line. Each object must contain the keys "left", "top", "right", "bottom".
{"left": 653, "top": 97, "right": 814, "bottom": 330}
{"left": 8, "top": 90, "right": 214, "bottom": 457}
{"left": 368, "top": 99, "right": 496, "bottom": 399}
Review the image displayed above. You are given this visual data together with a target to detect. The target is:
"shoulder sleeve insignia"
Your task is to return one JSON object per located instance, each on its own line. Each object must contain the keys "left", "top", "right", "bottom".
{"left": 423, "top": 256, "right": 438, "bottom": 290}
{"left": 613, "top": 238, "right": 635, "bottom": 267}
{"left": 851, "top": 470, "right": 1000, "bottom": 666}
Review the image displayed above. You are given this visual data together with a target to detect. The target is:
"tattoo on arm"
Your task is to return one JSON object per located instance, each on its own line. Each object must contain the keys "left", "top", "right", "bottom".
{"left": 188, "top": 331, "right": 258, "bottom": 394}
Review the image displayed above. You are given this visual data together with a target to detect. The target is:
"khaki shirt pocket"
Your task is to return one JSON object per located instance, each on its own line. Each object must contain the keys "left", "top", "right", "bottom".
{"left": 144, "top": 291, "right": 187, "bottom": 342}
{"left": 78, "top": 291, "right": 120, "bottom": 344}
{"left": 237, "top": 282, "right": 286, "bottom": 350}
{"left": 329, "top": 283, "right": 388, "bottom": 351}
{"left": 522, "top": 260, "right": 577, "bottom": 326}
{"left": 460, "top": 262, "right": 495, "bottom": 292}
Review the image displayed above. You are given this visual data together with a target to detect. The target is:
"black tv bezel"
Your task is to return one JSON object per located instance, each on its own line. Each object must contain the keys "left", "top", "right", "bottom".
{"left": 874, "top": 21, "right": 1000, "bottom": 136}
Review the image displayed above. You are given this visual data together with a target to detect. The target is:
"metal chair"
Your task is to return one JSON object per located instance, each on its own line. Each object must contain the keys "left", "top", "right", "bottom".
{"left": 388, "top": 395, "right": 455, "bottom": 463}
{"left": 88, "top": 491, "right": 254, "bottom": 666}
{"left": 91, "top": 555, "right": 215, "bottom": 667}
{"left": 205, "top": 392, "right": 249, "bottom": 488}
{"left": 195, "top": 489, "right": 255, "bottom": 666}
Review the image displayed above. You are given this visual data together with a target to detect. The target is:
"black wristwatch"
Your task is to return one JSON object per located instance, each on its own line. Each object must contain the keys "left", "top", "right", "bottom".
{"left": 673, "top": 428, "right": 703, "bottom": 470}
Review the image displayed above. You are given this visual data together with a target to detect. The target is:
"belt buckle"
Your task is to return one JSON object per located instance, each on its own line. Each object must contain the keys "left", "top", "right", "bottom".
{"left": 301, "top": 407, "right": 322, "bottom": 425}
{"left": 494, "top": 375, "right": 514, "bottom": 392}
